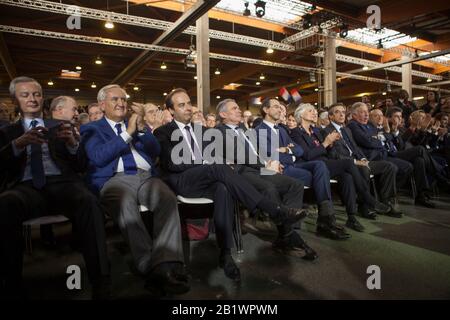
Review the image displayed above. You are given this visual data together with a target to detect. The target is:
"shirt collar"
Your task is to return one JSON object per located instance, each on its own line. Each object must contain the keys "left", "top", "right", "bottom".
{"left": 331, "top": 121, "right": 343, "bottom": 132}
{"left": 225, "top": 123, "right": 239, "bottom": 131}
{"left": 174, "top": 119, "right": 191, "bottom": 131}
{"left": 263, "top": 120, "right": 276, "bottom": 130}
{"left": 105, "top": 116, "right": 124, "bottom": 129}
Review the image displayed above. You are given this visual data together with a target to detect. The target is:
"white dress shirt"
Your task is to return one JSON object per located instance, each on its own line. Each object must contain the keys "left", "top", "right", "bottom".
{"left": 104, "top": 117, "right": 151, "bottom": 173}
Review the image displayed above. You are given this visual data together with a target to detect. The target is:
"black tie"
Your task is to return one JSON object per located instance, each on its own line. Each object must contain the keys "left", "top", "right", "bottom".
{"left": 340, "top": 128, "right": 355, "bottom": 155}
{"left": 184, "top": 125, "right": 202, "bottom": 162}
{"left": 115, "top": 123, "right": 137, "bottom": 174}
{"left": 30, "top": 119, "right": 46, "bottom": 189}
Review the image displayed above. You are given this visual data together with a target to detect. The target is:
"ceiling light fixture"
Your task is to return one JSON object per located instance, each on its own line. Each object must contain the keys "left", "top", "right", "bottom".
{"left": 75, "top": 88, "right": 80, "bottom": 92}
{"left": 104, "top": 20, "right": 114, "bottom": 29}
{"left": 256, "top": 81, "right": 261, "bottom": 85}
{"left": 47, "top": 80, "right": 54, "bottom": 86}
{"left": 362, "top": 65, "right": 369, "bottom": 70}
{"left": 75, "top": 66, "right": 82, "bottom": 70}
{"left": 266, "top": 47, "right": 274, "bottom": 54}
{"left": 215, "top": 68, "right": 221, "bottom": 75}
{"left": 259, "top": 74, "right": 265, "bottom": 80}
{"left": 160, "top": 62, "right": 167, "bottom": 70}
{"left": 95, "top": 56, "right": 102, "bottom": 65}
{"left": 254, "top": 0, "right": 266, "bottom": 18}
{"left": 133, "top": 86, "right": 139, "bottom": 91}
{"left": 91, "top": 82, "right": 97, "bottom": 88}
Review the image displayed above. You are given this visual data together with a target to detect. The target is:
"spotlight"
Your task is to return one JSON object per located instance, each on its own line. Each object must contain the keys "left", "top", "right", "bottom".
{"left": 95, "top": 56, "right": 102, "bottom": 65}
{"left": 216, "top": 95, "right": 221, "bottom": 99}
{"left": 254, "top": 0, "right": 266, "bottom": 18}
{"left": 427, "top": 78, "right": 432, "bottom": 83}
{"left": 215, "top": 68, "right": 221, "bottom": 75}
{"left": 163, "top": 92, "right": 168, "bottom": 96}
{"left": 266, "top": 47, "right": 274, "bottom": 54}
{"left": 377, "top": 39, "right": 383, "bottom": 49}
{"left": 160, "top": 62, "right": 167, "bottom": 70}
{"left": 75, "top": 66, "right": 82, "bottom": 70}
{"left": 47, "top": 80, "right": 54, "bottom": 86}
{"left": 302, "top": 14, "right": 313, "bottom": 29}
{"left": 104, "top": 20, "right": 114, "bottom": 29}
{"left": 133, "top": 86, "right": 139, "bottom": 91}
{"left": 194, "top": 75, "right": 198, "bottom": 80}
{"left": 75, "top": 88, "right": 80, "bottom": 92}
{"left": 259, "top": 73, "right": 265, "bottom": 80}
{"left": 91, "top": 82, "right": 97, "bottom": 88}
{"left": 339, "top": 24, "right": 348, "bottom": 38}
{"left": 362, "top": 66, "right": 369, "bottom": 71}
{"left": 256, "top": 81, "right": 261, "bottom": 85}
{"left": 243, "top": 1, "right": 250, "bottom": 16}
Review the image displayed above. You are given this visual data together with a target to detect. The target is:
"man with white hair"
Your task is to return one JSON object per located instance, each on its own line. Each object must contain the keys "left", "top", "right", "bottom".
{"left": 50, "top": 96, "right": 79, "bottom": 122}
{"left": 348, "top": 102, "right": 435, "bottom": 208}
{"left": 81, "top": 84, "right": 190, "bottom": 296}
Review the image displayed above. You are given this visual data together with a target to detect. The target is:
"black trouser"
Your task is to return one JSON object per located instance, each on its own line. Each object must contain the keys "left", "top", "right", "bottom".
{"left": 324, "top": 159, "right": 375, "bottom": 214}
{"left": 0, "top": 176, "right": 110, "bottom": 295}
{"left": 358, "top": 160, "right": 398, "bottom": 202}
{"left": 239, "top": 166, "right": 304, "bottom": 235}
{"left": 390, "top": 146, "right": 436, "bottom": 194}
{"left": 168, "top": 164, "right": 264, "bottom": 249}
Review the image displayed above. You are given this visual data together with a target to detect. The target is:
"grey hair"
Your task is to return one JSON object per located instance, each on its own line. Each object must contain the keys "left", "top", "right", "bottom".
{"left": 50, "top": 96, "right": 74, "bottom": 112}
{"left": 319, "top": 111, "right": 329, "bottom": 119}
{"left": 97, "top": 84, "right": 124, "bottom": 102}
{"left": 216, "top": 98, "right": 236, "bottom": 120}
{"left": 351, "top": 102, "right": 368, "bottom": 114}
{"left": 294, "top": 103, "right": 315, "bottom": 123}
{"left": 9, "top": 76, "right": 42, "bottom": 98}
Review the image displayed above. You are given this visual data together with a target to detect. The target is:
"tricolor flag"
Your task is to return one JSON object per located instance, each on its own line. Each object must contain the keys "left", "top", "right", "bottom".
{"left": 290, "top": 89, "right": 302, "bottom": 103}
{"left": 251, "top": 96, "right": 262, "bottom": 105}
{"left": 279, "top": 87, "right": 291, "bottom": 102}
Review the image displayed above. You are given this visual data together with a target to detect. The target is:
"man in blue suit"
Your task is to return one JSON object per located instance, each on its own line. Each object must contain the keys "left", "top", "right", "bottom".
{"left": 81, "top": 84, "right": 189, "bottom": 296}
{"left": 255, "top": 97, "right": 349, "bottom": 239}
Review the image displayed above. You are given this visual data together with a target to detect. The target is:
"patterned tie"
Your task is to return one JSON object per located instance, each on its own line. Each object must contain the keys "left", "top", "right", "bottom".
{"left": 30, "top": 119, "right": 46, "bottom": 189}
{"left": 184, "top": 125, "right": 202, "bottom": 162}
{"left": 115, "top": 123, "right": 137, "bottom": 174}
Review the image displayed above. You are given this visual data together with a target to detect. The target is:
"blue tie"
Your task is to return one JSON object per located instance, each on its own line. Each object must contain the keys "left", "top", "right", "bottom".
{"left": 30, "top": 119, "right": 46, "bottom": 189}
{"left": 115, "top": 123, "right": 137, "bottom": 174}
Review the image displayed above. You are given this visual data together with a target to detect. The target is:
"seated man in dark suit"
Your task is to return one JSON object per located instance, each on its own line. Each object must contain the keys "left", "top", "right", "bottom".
{"left": 290, "top": 103, "right": 394, "bottom": 227}
{"left": 347, "top": 103, "right": 425, "bottom": 204}
{"left": 369, "top": 108, "right": 448, "bottom": 205}
{"left": 154, "top": 89, "right": 307, "bottom": 281}
{"left": 325, "top": 103, "right": 401, "bottom": 216}
{"left": 81, "top": 84, "right": 189, "bottom": 296}
{"left": 215, "top": 98, "right": 317, "bottom": 260}
{"left": 0, "top": 77, "right": 110, "bottom": 299}
{"left": 254, "top": 98, "right": 350, "bottom": 238}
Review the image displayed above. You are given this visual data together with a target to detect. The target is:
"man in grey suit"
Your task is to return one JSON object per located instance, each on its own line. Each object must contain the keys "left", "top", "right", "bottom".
{"left": 81, "top": 84, "right": 189, "bottom": 296}
{"left": 323, "top": 103, "right": 401, "bottom": 218}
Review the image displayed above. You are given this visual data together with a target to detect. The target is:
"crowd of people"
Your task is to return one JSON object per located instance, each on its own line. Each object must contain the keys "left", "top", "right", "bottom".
{"left": 0, "top": 76, "right": 449, "bottom": 300}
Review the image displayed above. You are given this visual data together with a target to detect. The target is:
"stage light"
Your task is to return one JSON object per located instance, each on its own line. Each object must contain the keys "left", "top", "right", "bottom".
{"left": 266, "top": 47, "right": 274, "bottom": 54}
{"left": 104, "top": 20, "right": 114, "bottom": 29}
{"left": 254, "top": 0, "right": 266, "bottom": 18}
{"left": 47, "top": 80, "right": 54, "bottom": 86}
{"left": 91, "top": 82, "right": 97, "bottom": 88}
{"left": 160, "top": 62, "right": 167, "bottom": 70}
{"left": 339, "top": 24, "right": 348, "bottom": 38}
{"left": 302, "top": 14, "right": 313, "bottom": 29}
{"left": 243, "top": 1, "right": 250, "bottom": 16}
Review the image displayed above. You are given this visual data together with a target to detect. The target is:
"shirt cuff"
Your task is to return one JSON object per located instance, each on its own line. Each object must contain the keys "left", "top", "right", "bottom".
{"left": 120, "top": 131, "right": 132, "bottom": 144}
{"left": 12, "top": 140, "right": 25, "bottom": 157}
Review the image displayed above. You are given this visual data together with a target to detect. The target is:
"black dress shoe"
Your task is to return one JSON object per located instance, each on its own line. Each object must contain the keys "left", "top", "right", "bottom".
{"left": 219, "top": 254, "right": 241, "bottom": 281}
{"left": 415, "top": 196, "right": 436, "bottom": 208}
{"left": 372, "top": 201, "right": 391, "bottom": 215}
{"left": 273, "top": 231, "right": 318, "bottom": 261}
{"left": 316, "top": 225, "right": 351, "bottom": 240}
{"left": 146, "top": 263, "right": 190, "bottom": 295}
{"left": 358, "top": 206, "right": 377, "bottom": 220}
{"left": 346, "top": 216, "right": 365, "bottom": 232}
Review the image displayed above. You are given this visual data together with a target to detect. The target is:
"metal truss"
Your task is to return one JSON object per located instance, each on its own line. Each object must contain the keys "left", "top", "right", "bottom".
{"left": 1, "top": 24, "right": 448, "bottom": 93}
{"left": 314, "top": 52, "right": 443, "bottom": 80}
{"left": 282, "top": 18, "right": 341, "bottom": 44}
{"left": 0, "top": 0, "right": 295, "bottom": 51}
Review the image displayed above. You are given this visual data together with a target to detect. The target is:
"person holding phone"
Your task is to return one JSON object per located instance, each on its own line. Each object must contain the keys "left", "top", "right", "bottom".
{"left": 0, "top": 76, "right": 110, "bottom": 299}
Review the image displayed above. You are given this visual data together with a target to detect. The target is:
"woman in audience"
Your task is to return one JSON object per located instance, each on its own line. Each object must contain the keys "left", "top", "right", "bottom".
{"left": 421, "top": 91, "right": 441, "bottom": 116}
{"left": 286, "top": 112, "right": 298, "bottom": 130}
